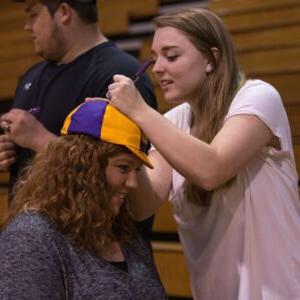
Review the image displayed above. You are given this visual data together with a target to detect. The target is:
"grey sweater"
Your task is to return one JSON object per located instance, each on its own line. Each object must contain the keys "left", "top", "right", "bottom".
{"left": 0, "top": 213, "right": 167, "bottom": 299}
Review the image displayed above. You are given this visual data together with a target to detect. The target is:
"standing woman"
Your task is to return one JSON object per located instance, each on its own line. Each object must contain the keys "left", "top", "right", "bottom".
{"left": 107, "top": 8, "right": 300, "bottom": 300}
{"left": 0, "top": 100, "right": 167, "bottom": 299}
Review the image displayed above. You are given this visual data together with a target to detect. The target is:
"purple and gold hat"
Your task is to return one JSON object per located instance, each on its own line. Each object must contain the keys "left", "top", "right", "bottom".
{"left": 61, "top": 100, "right": 153, "bottom": 169}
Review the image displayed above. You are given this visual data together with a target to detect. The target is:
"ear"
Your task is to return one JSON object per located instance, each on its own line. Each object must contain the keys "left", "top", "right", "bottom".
{"left": 55, "top": 3, "right": 73, "bottom": 25}
{"left": 205, "top": 47, "right": 220, "bottom": 74}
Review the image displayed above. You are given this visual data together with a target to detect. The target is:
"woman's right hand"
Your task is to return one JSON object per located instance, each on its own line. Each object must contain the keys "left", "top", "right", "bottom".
{"left": 107, "top": 74, "right": 148, "bottom": 120}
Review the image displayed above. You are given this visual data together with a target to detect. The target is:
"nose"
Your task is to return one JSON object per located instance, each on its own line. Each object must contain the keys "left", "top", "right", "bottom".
{"left": 125, "top": 171, "right": 138, "bottom": 189}
{"left": 24, "top": 17, "right": 32, "bottom": 32}
{"left": 152, "top": 57, "right": 164, "bottom": 74}
{"left": 24, "top": 21, "right": 30, "bottom": 32}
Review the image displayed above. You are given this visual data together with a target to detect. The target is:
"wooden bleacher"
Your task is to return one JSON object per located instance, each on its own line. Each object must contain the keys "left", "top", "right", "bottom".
{"left": 0, "top": 0, "right": 299, "bottom": 299}
{"left": 99, "top": 0, "right": 158, "bottom": 36}
{"left": 152, "top": 201, "right": 192, "bottom": 298}
{"left": 152, "top": 241, "right": 192, "bottom": 298}
{"left": 0, "top": 0, "right": 40, "bottom": 99}
{"left": 209, "top": 0, "right": 300, "bottom": 175}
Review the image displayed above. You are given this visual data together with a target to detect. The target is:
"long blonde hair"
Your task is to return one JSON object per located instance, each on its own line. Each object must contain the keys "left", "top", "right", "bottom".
{"left": 154, "top": 8, "right": 244, "bottom": 206}
{"left": 1, "top": 135, "right": 135, "bottom": 255}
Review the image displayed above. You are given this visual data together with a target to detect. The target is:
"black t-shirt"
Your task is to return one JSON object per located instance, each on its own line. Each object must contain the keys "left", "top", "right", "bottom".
{"left": 10, "top": 41, "right": 156, "bottom": 194}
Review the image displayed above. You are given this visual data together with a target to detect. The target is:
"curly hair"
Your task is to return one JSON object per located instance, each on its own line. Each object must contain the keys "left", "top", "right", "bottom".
{"left": 1, "top": 135, "right": 135, "bottom": 256}
{"left": 154, "top": 8, "right": 244, "bottom": 206}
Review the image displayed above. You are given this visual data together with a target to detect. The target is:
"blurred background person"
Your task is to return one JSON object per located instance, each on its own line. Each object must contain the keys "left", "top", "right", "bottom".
{"left": 0, "top": 0, "right": 156, "bottom": 241}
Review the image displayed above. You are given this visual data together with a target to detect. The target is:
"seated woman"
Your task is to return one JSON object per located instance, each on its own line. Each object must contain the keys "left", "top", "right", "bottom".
{"left": 0, "top": 100, "right": 167, "bottom": 299}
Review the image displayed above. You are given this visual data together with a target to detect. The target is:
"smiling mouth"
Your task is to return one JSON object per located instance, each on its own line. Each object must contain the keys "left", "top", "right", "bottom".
{"left": 114, "top": 192, "right": 127, "bottom": 202}
{"left": 160, "top": 80, "right": 173, "bottom": 89}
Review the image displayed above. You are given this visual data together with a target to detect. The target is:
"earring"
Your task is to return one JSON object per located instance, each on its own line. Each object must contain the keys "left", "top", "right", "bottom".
{"left": 206, "top": 64, "right": 213, "bottom": 74}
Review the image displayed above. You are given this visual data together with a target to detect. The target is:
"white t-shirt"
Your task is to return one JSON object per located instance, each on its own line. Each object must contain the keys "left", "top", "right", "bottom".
{"left": 156, "top": 80, "right": 300, "bottom": 300}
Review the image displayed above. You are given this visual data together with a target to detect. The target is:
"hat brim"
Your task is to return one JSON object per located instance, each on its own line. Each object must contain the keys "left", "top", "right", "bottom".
{"left": 126, "top": 146, "right": 154, "bottom": 169}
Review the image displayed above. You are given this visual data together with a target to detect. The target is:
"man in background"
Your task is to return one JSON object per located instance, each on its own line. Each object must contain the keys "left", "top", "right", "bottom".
{"left": 0, "top": 0, "right": 156, "bottom": 240}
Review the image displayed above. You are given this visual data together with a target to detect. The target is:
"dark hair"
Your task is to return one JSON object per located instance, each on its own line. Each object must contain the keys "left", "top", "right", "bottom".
{"left": 1, "top": 135, "right": 135, "bottom": 256}
{"left": 41, "top": 0, "right": 98, "bottom": 23}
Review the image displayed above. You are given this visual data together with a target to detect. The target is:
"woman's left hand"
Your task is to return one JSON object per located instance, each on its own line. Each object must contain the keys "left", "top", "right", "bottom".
{"left": 107, "top": 74, "right": 147, "bottom": 119}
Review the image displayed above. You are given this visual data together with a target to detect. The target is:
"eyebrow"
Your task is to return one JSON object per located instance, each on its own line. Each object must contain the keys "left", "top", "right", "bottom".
{"left": 112, "top": 157, "right": 141, "bottom": 167}
{"left": 112, "top": 158, "right": 135, "bottom": 164}
{"left": 151, "top": 45, "right": 180, "bottom": 54}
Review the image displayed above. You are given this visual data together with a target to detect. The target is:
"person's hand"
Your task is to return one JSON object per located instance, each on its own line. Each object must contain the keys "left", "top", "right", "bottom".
{"left": 107, "top": 74, "right": 147, "bottom": 119}
{"left": 0, "top": 134, "right": 16, "bottom": 171}
{"left": 0, "top": 109, "right": 56, "bottom": 151}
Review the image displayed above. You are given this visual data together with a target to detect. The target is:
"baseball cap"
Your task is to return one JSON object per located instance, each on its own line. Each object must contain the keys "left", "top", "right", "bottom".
{"left": 61, "top": 100, "right": 153, "bottom": 169}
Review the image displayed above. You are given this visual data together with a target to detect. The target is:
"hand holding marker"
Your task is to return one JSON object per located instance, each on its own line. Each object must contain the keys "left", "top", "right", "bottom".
{"left": 132, "top": 58, "right": 154, "bottom": 83}
{"left": 1, "top": 107, "right": 40, "bottom": 133}
{"left": 106, "top": 58, "right": 153, "bottom": 100}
